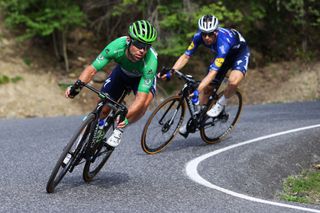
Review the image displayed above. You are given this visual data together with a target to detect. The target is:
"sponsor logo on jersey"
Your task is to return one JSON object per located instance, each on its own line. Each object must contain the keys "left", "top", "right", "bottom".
{"left": 147, "top": 69, "right": 153, "bottom": 74}
{"left": 97, "top": 54, "right": 104, "bottom": 63}
{"left": 105, "top": 49, "right": 110, "bottom": 54}
{"left": 187, "top": 42, "right": 194, "bottom": 50}
{"left": 144, "top": 79, "right": 152, "bottom": 85}
{"left": 219, "top": 45, "right": 226, "bottom": 54}
{"left": 214, "top": 58, "right": 224, "bottom": 67}
{"left": 236, "top": 60, "right": 243, "bottom": 65}
{"left": 103, "top": 78, "right": 111, "bottom": 87}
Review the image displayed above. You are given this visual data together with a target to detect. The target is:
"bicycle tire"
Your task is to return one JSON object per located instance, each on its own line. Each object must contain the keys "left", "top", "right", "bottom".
{"left": 46, "top": 114, "right": 95, "bottom": 193}
{"left": 200, "top": 90, "right": 242, "bottom": 144}
{"left": 82, "top": 118, "right": 115, "bottom": 182}
{"left": 141, "top": 95, "right": 185, "bottom": 154}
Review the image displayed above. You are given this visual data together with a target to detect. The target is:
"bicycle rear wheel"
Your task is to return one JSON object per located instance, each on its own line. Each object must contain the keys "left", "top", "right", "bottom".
{"left": 83, "top": 117, "right": 115, "bottom": 182}
{"left": 46, "top": 114, "right": 95, "bottom": 193}
{"left": 141, "top": 95, "right": 185, "bottom": 154}
{"left": 200, "top": 90, "right": 242, "bottom": 144}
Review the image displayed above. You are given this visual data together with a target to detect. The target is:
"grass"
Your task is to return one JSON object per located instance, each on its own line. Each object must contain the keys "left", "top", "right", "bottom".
{"left": 0, "top": 74, "right": 23, "bottom": 85}
{"left": 58, "top": 82, "right": 72, "bottom": 90}
{"left": 23, "top": 57, "right": 32, "bottom": 66}
{"left": 280, "top": 169, "right": 320, "bottom": 204}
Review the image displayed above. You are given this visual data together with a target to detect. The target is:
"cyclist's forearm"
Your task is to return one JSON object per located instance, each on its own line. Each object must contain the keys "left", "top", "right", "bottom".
{"left": 198, "top": 70, "right": 217, "bottom": 93}
{"left": 125, "top": 92, "right": 149, "bottom": 124}
{"left": 78, "top": 65, "right": 97, "bottom": 84}
{"left": 172, "top": 54, "right": 190, "bottom": 71}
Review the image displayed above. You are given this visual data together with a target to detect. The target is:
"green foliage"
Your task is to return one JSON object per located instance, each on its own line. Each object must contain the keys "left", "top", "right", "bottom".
{"left": 112, "top": 0, "right": 139, "bottom": 16}
{"left": 156, "top": 1, "right": 244, "bottom": 57}
{"left": 23, "top": 57, "right": 32, "bottom": 66}
{"left": 1, "top": 0, "right": 319, "bottom": 65}
{"left": 0, "top": 75, "right": 23, "bottom": 85}
{"left": 11, "top": 76, "right": 23, "bottom": 83}
{"left": 58, "top": 82, "right": 72, "bottom": 90}
{"left": 195, "top": 2, "right": 243, "bottom": 26}
{"left": 0, "top": 0, "right": 85, "bottom": 40}
{"left": 0, "top": 75, "right": 10, "bottom": 84}
{"left": 281, "top": 170, "right": 320, "bottom": 204}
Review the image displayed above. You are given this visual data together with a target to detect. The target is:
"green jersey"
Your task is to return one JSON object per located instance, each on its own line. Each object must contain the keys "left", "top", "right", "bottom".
{"left": 92, "top": 36, "right": 158, "bottom": 93}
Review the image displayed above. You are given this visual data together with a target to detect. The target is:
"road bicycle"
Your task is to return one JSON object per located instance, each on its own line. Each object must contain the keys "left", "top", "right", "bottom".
{"left": 46, "top": 81, "right": 128, "bottom": 193}
{"left": 141, "top": 69, "right": 242, "bottom": 154}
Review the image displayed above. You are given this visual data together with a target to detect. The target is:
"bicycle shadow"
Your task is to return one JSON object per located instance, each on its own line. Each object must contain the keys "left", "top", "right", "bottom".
{"left": 86, "top": 172, "right": 130, "bottom": 189}
{"left": 50, "top": 172, "right": 130, "bottom": 193}
{"left": 143, "top": 134, "right": 236, "bottom": 155}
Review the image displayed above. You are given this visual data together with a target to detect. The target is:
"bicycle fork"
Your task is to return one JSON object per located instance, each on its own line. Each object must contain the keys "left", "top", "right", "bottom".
{"left": 159, "top": 99, "right": 183, "bottom": 133}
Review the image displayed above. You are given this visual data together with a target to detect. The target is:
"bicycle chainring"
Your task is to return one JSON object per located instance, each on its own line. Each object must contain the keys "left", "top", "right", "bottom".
{"left": 186, "top": 118, "right": 197, "bottom": 133}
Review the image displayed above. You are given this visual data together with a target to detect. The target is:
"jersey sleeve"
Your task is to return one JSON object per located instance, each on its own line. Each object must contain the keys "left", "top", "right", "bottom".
{"left": 184, "top": 33, "right": 201, "bottom": 56}
{"left": 209, "top": 38, "right": 231, "bottom": 71}
{"left": 91, "top": 39, "right": 119, "bottom": 71}
{"left": 138, "top": 49, "right": 158, "bottom": 93}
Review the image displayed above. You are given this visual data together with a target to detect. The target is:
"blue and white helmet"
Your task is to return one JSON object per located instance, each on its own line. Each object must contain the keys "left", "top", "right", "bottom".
{"left": 198, "top": 15, "right": 219, "bottom": 33}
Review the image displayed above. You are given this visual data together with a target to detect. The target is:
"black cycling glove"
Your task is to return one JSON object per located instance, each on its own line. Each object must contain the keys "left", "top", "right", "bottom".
{"left": 68, "top": 80, "right": 84, "bottom": 98}
{"left": 159, "top": 67, "right": 174, "bottom": 81}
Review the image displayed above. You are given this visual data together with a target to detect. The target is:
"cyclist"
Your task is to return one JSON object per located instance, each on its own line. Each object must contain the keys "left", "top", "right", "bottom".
{"left": 158, "top": 14, "right": 250, "bottom": 137}
{"left": 65, "top": 20, "right": 158, "bottom": 147}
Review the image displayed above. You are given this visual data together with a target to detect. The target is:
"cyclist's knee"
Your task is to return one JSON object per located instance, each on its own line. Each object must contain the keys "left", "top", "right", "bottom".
{"left": 228, "top": 80, "right": 238, "bottom": 88}
{"left": 229, "top": 70, "right": 244, "bottom": 86}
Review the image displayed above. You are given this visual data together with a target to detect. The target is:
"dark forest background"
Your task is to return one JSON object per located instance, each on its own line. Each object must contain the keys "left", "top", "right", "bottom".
{"left": 0, "top": 0, "right": 319, "bottom": 72}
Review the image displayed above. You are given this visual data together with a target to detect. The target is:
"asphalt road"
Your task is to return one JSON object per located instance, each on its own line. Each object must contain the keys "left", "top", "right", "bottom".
{"left": 0, "top": 101, "right": 319, "bottom": 213}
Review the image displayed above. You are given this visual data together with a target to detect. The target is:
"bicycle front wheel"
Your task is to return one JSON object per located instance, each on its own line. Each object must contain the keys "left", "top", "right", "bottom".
{"left": 200, "top": 90, "right": 242, "bottom": 144}
{"left": 83, "top": 118, "right": 115, "bottom": 183}
{"left": 141, "top": 95, "right": 185, "bottom": 154}
{"left": 46, "top": 113, "right": 95, "bottom": 193}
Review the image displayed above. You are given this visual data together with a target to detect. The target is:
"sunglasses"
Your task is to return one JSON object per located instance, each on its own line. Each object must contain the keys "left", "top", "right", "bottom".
{"left": 132, "top": 40, "right": 151, "bottom": 50}
{"left": 201, "top": 31, "right": 215, "bottom": 37}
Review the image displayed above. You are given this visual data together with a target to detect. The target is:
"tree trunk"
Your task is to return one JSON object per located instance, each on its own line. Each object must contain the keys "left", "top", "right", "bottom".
{"left": 62, "top": 30, "right": 70, "bottom": 73}
{"left": 301, "top": 1, "right": 307, "bottom": 54}
{"left": 52, "top": 31, "right": 60, "bottom": 59}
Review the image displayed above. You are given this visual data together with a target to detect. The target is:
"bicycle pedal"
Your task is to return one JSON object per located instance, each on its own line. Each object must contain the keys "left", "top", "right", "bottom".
{"left": 179, "top": 131, "right": 189, "bottom": 139}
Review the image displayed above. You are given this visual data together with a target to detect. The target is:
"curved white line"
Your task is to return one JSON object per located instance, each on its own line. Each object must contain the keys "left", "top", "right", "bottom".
{"left": 186, "top": 124, "right": 320, "bottom": 213}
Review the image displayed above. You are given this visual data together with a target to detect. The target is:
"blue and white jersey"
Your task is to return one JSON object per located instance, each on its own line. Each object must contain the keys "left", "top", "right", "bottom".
{"left": 185, "top": 27, "right": 247, "bottom": 72}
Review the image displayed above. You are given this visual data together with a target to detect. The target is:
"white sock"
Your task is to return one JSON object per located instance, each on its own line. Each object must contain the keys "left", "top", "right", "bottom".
{"left": 217, "top": 95, "right": 227, "bottom": 106}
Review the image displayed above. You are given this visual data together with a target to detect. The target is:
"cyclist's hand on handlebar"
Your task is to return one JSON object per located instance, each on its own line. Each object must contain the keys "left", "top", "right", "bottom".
{"left": 116, "top": 116, "right": 129, "bottom": 128}
{"left": 157, "top": 67, "right": 174, "bottom": 81}
{"left": 65, "top": 80, "right": 84, "bottom": 99}
{"left": 189, "top": 89, "right": 199, "bottom": 98}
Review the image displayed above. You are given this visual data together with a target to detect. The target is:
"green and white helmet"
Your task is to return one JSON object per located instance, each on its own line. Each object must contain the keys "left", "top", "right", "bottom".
{"left": 128, "top": 20, "right": 157, "bottom": 44}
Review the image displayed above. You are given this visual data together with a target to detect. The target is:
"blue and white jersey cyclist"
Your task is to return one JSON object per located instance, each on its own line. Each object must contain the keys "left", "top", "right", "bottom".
{"left": 185, "top": 24, "right": 249, "bottom": 73}
{"left": 158, "top": 14, "right": 250, "bottom": 138}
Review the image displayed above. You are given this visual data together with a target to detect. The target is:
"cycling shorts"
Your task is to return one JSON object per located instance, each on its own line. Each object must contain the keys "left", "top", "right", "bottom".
{"left": 100, "top": 65, "right": 156, "bottom": 101}
{"left": 210, "top": 44, "right": 250, "bottom": 82}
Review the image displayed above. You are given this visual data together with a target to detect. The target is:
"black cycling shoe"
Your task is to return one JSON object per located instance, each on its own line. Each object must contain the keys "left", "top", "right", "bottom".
{"left": 179, "top": 131, "right": 189, "bottom": 138}
{"left": 179, "top": 125, "right": 189, "bottom": 138}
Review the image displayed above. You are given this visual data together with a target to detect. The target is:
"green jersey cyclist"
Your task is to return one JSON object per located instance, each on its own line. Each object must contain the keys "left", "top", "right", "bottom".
{"left": 65, "top": 20, "right": 158, "bottom": 147}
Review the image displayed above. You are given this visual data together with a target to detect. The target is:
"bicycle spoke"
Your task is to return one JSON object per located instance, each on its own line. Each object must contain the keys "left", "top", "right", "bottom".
{"left": 200, "top": 91, "right": 242, "bottom": 144}
{"left": 83, "top": 123, "right": 115, "bottom": 182}
{"left": 46, "top": 114, "right": 95, "bottom": 193}
{"left": 141, "top": 96, "right": 185, "bottom": 154}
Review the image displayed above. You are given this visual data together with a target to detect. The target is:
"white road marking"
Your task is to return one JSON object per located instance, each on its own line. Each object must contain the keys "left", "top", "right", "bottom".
{"left": 186, "top": 124, "right": 320, "bottom": 212}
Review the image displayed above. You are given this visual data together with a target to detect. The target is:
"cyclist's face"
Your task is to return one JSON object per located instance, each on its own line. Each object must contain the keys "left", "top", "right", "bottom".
{"left": 201, "top": 31, "right": 217, "bottom": 45}
{"left": 128, "top": 40, "right": 150, "bottom": 62}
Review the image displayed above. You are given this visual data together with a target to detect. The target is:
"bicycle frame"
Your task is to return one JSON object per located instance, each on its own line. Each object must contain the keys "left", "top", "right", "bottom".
{"left": 140, "top": 68, "right": 243, "bottom": 154}
{"left": 69, "top": 83, "right": 129, "bottom": 171}
{"left": 46, "top": 81, "right": 131, "bottom": 192}
{"left": 166, "top": 70, "right": 226, "bottom": 133}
